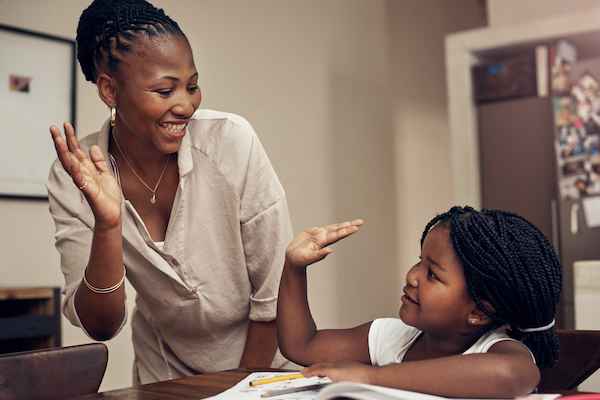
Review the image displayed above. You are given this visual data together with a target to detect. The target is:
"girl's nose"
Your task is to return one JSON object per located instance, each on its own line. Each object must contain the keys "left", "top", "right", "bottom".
{"left": 406, "top": 263, "right": 420, "bottom": 287}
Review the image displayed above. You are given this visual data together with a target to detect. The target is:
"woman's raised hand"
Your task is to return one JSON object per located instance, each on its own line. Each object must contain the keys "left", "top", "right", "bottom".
{"left": 50, "top": 122, "right": 122, "bottom": 228}
{"left": 285, "top": 219, "right": 363, "bottom": 268}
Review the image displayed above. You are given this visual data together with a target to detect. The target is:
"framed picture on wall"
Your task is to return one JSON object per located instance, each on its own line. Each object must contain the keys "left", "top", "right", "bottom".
{"left": 0, "top": 24, "right": 76, "bottom": 199}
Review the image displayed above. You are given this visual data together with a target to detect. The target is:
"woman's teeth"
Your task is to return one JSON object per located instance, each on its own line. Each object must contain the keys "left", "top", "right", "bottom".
{"left": 162, "top": 123, "right": 186, "bottom": 133}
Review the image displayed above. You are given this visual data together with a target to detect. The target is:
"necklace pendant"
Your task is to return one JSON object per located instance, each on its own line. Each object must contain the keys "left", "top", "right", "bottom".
{"left": 150, "top": 193, "right": 156, "bottom": 204}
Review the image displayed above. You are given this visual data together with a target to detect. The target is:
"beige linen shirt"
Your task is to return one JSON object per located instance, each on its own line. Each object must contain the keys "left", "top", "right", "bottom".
{"left": 47, "top": 109, "right": 294, "bottom": 383}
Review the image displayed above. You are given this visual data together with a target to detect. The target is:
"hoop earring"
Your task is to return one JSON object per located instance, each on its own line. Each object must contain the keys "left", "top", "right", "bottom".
{"left": 111, "top": 107, "right": 116, "bottom": 127}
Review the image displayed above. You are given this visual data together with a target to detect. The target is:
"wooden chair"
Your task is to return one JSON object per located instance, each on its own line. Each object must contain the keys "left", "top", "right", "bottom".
{"left": 538, "top": 330, "right": 600, "bottom": 392}
{"left": 0, "top": 343, "right": 108, "bottom": 400}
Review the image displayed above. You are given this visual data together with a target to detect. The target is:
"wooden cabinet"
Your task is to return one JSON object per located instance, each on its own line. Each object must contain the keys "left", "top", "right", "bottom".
{"left": 0, "top": 287, "right": 61, "bottom": 354}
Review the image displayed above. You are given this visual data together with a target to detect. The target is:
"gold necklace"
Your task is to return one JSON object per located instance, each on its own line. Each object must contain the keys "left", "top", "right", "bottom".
{"left": 112, "top": 132, "right": 171, "bottom": 204}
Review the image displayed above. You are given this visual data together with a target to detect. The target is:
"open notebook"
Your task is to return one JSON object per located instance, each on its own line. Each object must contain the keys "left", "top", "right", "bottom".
{"left": 314, "top": 381, "right": 454, "bottom": 400}
{"left": 206, "top": 372, "right": 564, "bottom": 400}
{"left": 315, "top": 383, "right": 567, "bottom": 400}
{"left": 312, "top": 381, "right": 553, "bottom": 400}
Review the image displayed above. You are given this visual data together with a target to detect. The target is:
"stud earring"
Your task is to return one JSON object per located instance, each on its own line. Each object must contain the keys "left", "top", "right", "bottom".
{"left": 111, "top": 107, "right": 116, "bottom": 127}
{"left": 469, "top": 317, "right": 477, "bottom": 324}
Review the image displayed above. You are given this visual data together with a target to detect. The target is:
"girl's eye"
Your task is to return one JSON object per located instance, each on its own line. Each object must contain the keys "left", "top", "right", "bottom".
{"left": 157, "top": 90, "right": 173, "bottom": 96}
{"left": 427, "top": 268, "right": 438, "bottom": 280}
{"left": 187, "top": 85, "right": 199, "bottom": 93}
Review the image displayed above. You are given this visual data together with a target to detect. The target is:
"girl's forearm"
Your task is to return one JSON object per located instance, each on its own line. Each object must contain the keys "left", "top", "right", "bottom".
{"left": 368, "top": 353, "right": 539, "bottom": 398}
{"left": 276, "top": 262, "right": 318, "bottom": 365}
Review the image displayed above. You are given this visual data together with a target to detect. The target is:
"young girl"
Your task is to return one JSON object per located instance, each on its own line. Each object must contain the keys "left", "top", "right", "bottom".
{"left": 277, "top": 206, "right": 563, "bottom": 398}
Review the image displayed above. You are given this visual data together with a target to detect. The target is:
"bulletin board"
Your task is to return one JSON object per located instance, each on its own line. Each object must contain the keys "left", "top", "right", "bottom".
{"left": 0, "top": 24, "right": 76, "bottom": 199}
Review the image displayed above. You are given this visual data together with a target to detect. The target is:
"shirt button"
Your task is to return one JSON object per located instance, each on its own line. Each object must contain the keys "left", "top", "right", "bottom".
{"left": 191, "top": 286, "right": 198, "bottom": 293}
{"left": 172, "top": 259, "right": 180, "bottom": 267}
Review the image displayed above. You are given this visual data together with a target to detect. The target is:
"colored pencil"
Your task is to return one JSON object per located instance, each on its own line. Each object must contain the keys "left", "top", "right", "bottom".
{"left": 249, "top": 373, "right": 305, "bottom": 386}
{"left": 261, "top": 382, "right": 333, "bottom": 398}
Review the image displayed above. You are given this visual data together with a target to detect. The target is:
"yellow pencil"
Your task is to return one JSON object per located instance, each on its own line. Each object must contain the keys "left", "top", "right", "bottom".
{"left": 249, "top": 373, "right": 305, "bottom": 386}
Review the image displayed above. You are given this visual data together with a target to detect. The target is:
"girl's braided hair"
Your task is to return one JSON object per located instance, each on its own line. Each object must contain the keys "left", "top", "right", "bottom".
{"left": 76, "top": 0, "right": 187, "bottom": 83}
{"left": 421, "top": 206, "right": 563, "bottom": 370}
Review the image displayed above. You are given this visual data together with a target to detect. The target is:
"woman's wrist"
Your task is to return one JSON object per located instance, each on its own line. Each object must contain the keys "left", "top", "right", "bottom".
{"left": 83, "top": 265, "right": 126, "bottom": 294}
{"left": 93, "top": 216, "right": 122, "bottom": 235}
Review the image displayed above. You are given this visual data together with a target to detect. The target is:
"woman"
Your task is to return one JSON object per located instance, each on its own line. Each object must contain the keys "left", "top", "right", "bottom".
{"left": 47, "top": 0, "right": 293, "bottom": 384}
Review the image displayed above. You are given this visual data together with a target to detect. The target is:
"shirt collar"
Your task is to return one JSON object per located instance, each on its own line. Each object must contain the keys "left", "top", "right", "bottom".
{"left": 96, "top": 117, "right": 193, "bottom": 178}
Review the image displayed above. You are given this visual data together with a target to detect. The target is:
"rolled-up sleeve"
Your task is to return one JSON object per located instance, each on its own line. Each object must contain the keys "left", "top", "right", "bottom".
{"left": 242, "top": 196, "right": 293, "bottom": 321}
{"left": 236, "top": 123, "right": 293, "bottom": 322}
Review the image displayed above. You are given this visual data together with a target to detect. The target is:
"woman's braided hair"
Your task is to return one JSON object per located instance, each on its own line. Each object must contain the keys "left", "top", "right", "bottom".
{"left": 76, "top": 0, "right": 187, "bottom": 83}
{"left": 421, "top": 206, "right": 563, "bottom": 370}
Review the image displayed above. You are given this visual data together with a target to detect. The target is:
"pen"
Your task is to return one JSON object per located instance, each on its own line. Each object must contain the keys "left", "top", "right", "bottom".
{"left": 249, "top": 373, "right": 305, "bottom": 386}
{"left": 261, "top": 382, "right": 333, "bottom": 398}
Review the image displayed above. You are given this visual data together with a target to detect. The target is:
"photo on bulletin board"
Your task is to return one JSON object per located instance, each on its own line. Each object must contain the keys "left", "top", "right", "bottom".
{"left": 0, "top": 24, "right": 76, "bottom": 199}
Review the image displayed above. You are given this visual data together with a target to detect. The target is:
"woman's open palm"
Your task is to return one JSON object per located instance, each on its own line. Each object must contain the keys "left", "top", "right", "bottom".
{"left": 285, "top": 219, "right": 363, "bottom": 268}
{"left": 50, "top": 122, "right": 121, "bottom": 228}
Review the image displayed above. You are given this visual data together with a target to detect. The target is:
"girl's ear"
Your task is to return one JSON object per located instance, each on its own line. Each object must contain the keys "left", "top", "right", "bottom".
{"left": 467, "top": 300, "right": 496, "bottom": 326}
{"left": 97, "top": 73, "right": 117, "bottom": 108}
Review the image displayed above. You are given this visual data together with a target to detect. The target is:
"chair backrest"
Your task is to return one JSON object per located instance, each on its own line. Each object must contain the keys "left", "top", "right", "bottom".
{"left": 0, "top": 343, "right": 108, "bottom": 400}
{"left": 538, "top": 329, "right": 600, "bottom": 391}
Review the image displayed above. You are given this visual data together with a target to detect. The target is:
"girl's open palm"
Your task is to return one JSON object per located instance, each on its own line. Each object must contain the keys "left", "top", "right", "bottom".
{"left": 50, "top": 122, "right": 121, "bottom": 228}
{"left": 285, "top": 220, "right": 363, "bottom": 268}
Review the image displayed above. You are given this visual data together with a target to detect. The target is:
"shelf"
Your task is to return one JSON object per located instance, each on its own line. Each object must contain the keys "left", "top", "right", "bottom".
{"left": 0, "top": 287, "right": 61, "bottom": 354}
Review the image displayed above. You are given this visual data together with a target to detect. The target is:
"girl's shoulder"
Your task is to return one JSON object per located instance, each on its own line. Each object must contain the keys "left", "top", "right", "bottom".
{"left": 369, "top": 318, "right": 421, "bottom": 366}
{"left": 464, "top": 330, "right": 512, "bottom": 354}
{"left": 371, "top": 317, "right": 418, "bottom": 335}
{"left": 471, "top": 330, "right": 537, "bottom": 364}
{"left": 466, "top": 330, "right": 535, "bottom": 364}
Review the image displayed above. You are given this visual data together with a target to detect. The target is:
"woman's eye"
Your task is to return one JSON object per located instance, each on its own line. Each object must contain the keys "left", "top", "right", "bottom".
{"left": 157, "top": 90, "right": 173, "bottom": 96}
{"left": 187, "top": 86, "right": 199, "bottom": 93}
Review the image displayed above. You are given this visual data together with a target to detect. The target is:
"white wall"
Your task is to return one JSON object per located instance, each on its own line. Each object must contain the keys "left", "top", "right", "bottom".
{"left": 574, "top": 261, "right": 600, "bottom": 392}
{"left": 488, "top": 0, "right": 600, "bottom": 27}
{"left": 0, "top": 0, "right": 485, "bottom": 392}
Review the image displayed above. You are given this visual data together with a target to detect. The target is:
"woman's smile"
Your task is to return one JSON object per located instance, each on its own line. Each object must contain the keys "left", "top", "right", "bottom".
{"left": 111, "top": 35, "right": 202, "bottom": 156}
{"left": 160, "top": 122, "right": 188, "bottom": 139}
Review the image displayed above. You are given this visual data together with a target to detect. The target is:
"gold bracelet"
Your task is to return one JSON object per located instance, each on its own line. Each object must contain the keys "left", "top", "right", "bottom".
{"left": 83, "top": 266, "right": 126, "bottom": 294}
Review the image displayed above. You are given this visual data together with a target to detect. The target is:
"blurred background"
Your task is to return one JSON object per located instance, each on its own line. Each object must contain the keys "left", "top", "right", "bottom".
{"left": 1, "top": 0, "right": 599, "bottom": 392}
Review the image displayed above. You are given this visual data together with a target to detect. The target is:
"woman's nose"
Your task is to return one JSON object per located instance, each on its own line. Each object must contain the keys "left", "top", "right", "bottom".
{"left": 172, "top": 92, "right": 196, "bottom": 118}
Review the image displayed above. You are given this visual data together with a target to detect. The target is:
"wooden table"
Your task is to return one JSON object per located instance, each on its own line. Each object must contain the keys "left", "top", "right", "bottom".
{"left": 72, "top": 368, "right": 589, "bottom": 399}
{"left": 73, "top": 368, "right": 277, "bottom": 399}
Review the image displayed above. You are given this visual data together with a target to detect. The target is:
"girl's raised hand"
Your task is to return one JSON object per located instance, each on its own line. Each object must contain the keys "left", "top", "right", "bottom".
{"left": 285, "top": 219, "right": 363, "bottom": 268}
{"left": 50, "top": 122, "right": 121, "bottom": 228}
